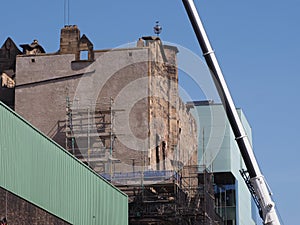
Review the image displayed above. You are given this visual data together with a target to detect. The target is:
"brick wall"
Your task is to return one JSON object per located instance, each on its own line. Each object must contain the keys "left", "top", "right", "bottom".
{"left": 0, "top": 187, "right": 70, "bottom": 225}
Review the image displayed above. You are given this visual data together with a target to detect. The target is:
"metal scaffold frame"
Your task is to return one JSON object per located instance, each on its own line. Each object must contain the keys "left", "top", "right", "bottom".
{"left": 116, "top": 165, "right": 224, "bottom": 225}
{"left": 65, "top": 96, "right": 119, "bottom": 174}
{"left": 65, "top": 97, "right": 223, "bottom": 225}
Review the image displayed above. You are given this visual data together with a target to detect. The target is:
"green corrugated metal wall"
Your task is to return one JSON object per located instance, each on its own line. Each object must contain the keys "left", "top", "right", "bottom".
{"left": 0, "top": 102, "right": 128, "bottom": 225}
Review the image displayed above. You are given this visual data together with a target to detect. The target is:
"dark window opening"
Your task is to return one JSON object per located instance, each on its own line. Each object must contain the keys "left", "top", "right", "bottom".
{"left": 162, "top": 141, "right": 166, "bottom": 170}
{"left": 156, "top": 134, "right": 160, "bottom": 170}
{"left": 156, "top": 146, "right": 160, "bottom": 170}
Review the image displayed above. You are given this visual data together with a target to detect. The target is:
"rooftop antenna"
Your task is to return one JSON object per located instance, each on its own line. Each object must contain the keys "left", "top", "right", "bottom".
{"left": 64, "top": 0, "right": 70, "bottom": 25}
{"left": 153, "top": 21, "right": 162, "bottom": 36}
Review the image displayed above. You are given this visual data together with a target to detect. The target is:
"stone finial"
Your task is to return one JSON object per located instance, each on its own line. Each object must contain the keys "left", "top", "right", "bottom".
{"left": 137, "top": 38, "right": 145, "bottom": 48}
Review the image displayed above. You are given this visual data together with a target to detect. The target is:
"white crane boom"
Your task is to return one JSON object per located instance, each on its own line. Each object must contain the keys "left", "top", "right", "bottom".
{"left": 181, "top": 1, "right": 281, "bottom": 224}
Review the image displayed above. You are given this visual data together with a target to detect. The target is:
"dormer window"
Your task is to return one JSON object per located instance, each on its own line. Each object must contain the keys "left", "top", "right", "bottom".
{"left": 76, "top": 34, "right": 94, "bottom": 61}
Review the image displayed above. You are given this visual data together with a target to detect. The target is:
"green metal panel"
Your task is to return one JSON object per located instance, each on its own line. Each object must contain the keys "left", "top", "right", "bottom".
{"left": 0, "top": 102, "right": 128, "bottom": 225}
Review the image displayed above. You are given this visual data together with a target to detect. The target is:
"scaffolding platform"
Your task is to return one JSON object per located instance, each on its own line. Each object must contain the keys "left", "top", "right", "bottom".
{"left": 114, "top": 166, "right": 224, "bottom": 225}
{"left": 101, "top": 170, "right": 178, "bottom": 185}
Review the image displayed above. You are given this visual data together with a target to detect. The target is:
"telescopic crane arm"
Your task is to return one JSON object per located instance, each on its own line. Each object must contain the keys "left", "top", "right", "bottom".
{"left": 181, "top": 0, "right": 281, "bottom": 224}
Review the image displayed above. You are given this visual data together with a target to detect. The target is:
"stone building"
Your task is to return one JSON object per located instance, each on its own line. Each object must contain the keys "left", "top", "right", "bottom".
{"left": 15, "top": 25, "right": 197, "bottom": 178}
{"left": 0, "top": 38, "right": 22, "bottom": 109}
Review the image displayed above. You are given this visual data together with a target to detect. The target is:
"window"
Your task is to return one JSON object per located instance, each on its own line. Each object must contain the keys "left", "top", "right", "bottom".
{"left": 80, "top": 50, "right": 89, "bottom": 60}
{"left": 156, "top": 134, "right": 160, "bottom": 170}
{"left": 162, "top": 141, "right": 166, "bottom": 170}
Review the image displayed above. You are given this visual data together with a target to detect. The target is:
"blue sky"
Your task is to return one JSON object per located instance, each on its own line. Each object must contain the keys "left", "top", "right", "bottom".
{"left": 1, "top": 1, "right": 299, "bottom": 224}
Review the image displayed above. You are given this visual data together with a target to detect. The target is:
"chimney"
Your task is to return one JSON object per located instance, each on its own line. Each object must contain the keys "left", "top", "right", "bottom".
{"left": 60, "top": 25, "right": 80, "bottom": 54}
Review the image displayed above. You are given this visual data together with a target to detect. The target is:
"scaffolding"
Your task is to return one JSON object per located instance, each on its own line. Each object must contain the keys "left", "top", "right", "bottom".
{"left": 116, "top": 165, "right": 224, "bottom": 225}
{"left": 65, "top": 97, "right": 223, "bottom": 225}
{"left": 65, "top": 97, "right": 120, "bottom": 174}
